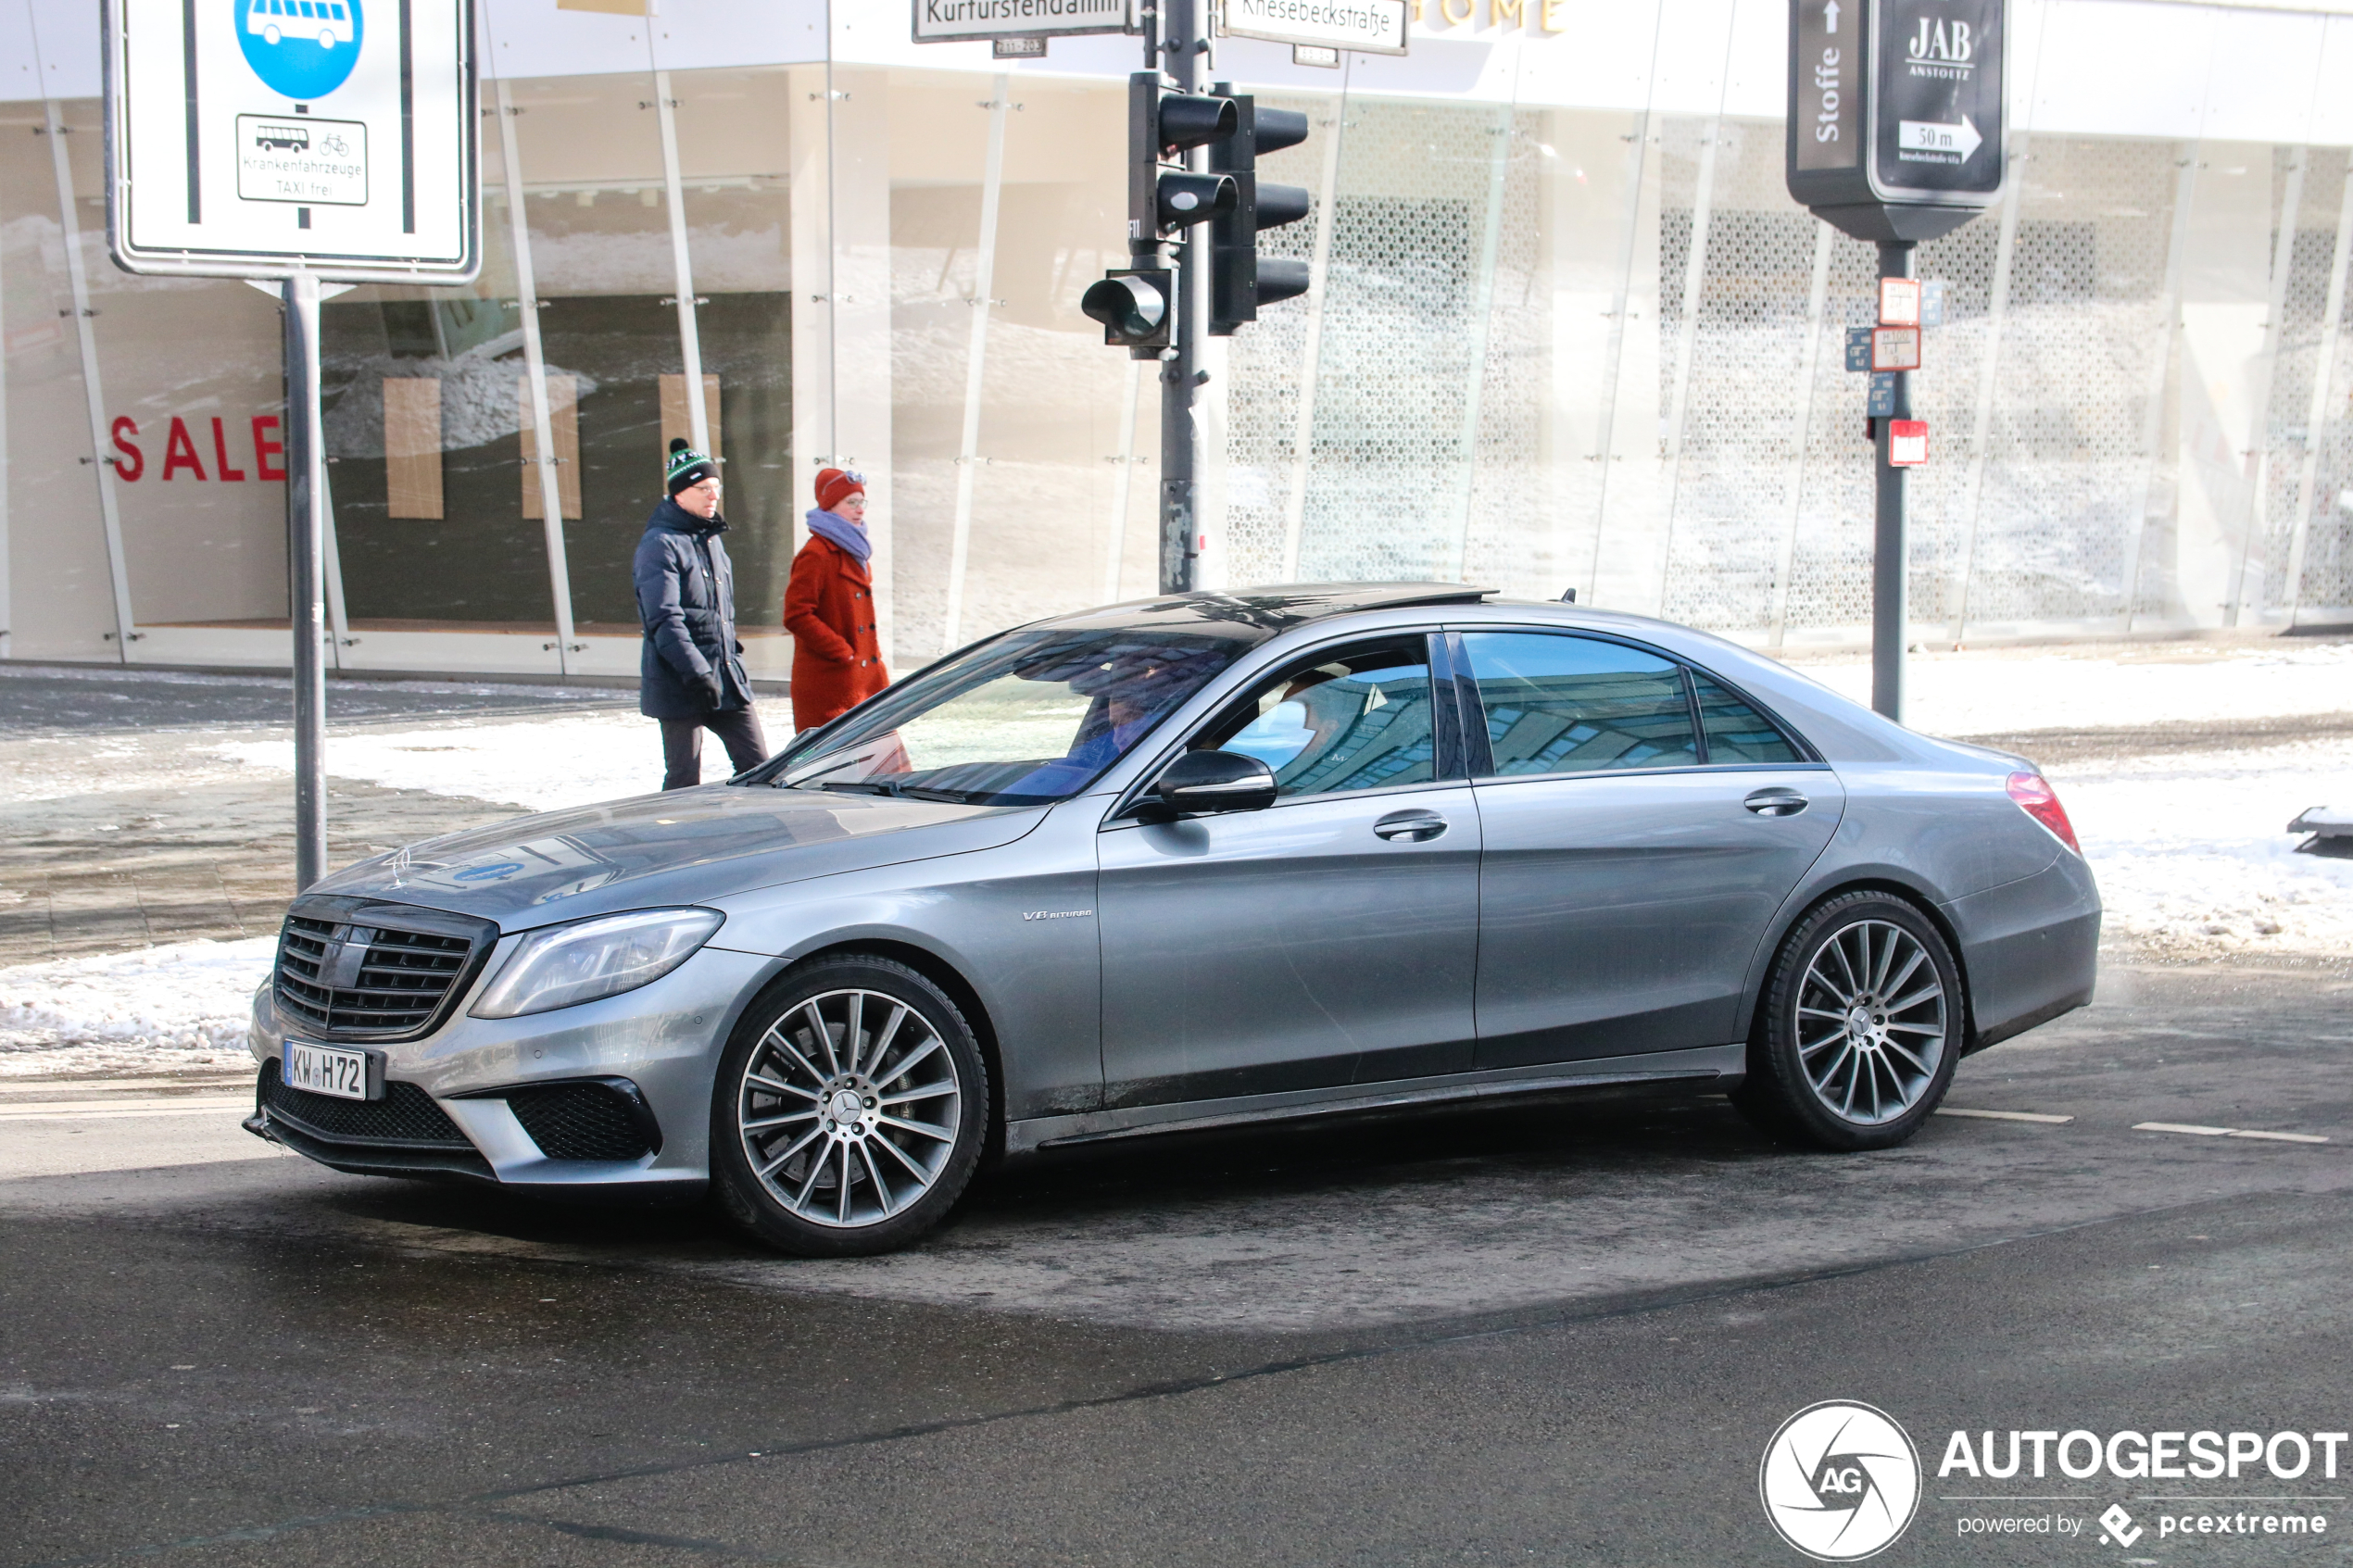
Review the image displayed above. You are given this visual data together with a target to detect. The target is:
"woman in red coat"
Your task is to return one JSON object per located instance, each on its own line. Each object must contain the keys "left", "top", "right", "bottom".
{"left": 785, "top": 467, "right": 889, "bottom": 734}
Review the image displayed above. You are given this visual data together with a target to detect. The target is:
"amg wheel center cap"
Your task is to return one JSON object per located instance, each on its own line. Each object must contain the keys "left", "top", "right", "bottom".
{"left": 827, "top": 1089, "right": 863, "bottom": 1124}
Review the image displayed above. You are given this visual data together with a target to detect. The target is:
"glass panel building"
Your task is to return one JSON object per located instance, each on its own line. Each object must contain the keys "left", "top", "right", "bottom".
{"left": 5, "top": 0, "right": 2350, "bottom": 681}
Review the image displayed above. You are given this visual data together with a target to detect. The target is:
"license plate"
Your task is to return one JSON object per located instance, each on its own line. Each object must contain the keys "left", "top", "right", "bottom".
{"left": 283, "top": 1040, "right": 373, "bottom": 1100}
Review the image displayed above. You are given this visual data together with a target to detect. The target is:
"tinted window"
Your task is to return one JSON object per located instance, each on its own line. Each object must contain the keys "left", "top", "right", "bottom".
{"left": 1461, "top": 632, "right": 1698, "bottom": 775}
{"left": 1194, "top": 640, "right": 1437, "bottom": 797}
{"left": 1692, "top": 671, "right": 1803, "bottom": 763}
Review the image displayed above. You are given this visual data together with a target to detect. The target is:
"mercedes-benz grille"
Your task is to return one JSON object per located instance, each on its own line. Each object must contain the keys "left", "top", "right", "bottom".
{"left": 274, "top": 899, "right": 497, "bottom": 1040}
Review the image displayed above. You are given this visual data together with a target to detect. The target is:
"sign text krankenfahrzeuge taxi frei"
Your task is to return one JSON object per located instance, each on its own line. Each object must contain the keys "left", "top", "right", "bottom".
{"left": 1786, "top": 0, "right": 2003, "bottom": 243}
{"left": 105, "top": 0, "right": 478, "bottom": 282}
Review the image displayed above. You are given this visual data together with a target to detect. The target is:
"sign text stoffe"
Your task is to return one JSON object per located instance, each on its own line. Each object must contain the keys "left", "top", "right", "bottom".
{"left": 1787, "top": 0, "right": 2004, "bottom": 239}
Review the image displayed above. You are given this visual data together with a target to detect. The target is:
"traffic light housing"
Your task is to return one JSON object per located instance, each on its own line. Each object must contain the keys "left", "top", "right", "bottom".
{"left": 1080, "top": 268, "right": 1174, "bottom": 353}
{"left": 1207, "top": 95, "right": 1313, "bottom": 334}
{"left": 1128, "top": 73, "right": 1239, "bottom": 244}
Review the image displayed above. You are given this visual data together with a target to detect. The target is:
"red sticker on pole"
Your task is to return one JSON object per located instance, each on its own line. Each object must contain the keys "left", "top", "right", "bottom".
{"left": 1869, "top": 326, "right": 1922, "bottom": 372}
{"left": 1888, "top": 420, "right": 1929, "bottom": 466}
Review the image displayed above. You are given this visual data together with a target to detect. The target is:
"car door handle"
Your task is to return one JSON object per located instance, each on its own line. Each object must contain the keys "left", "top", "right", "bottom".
{"left": 1744, "top": 787, "right": 1809, "bottom": 817}
{"left": 1373, "top": 809, "right": 1448, "bottom": 842}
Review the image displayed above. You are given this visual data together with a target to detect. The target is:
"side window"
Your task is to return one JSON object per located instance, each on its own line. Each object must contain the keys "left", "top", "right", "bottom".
{"left": 1192, "top": 639, "right": 1438, "bottom": 797}
{"left": 1460, "top": 632, "right": 1698, "bottom": 775}
{"left": 1692, "top": 671, "right": 1803, "bottom": 763}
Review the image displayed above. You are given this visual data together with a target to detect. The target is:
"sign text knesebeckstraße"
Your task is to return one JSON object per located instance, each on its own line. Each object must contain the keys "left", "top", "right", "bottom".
{"left": 912, "top": 0, "right": 1130, "bottom": 44}
{"left": 1221, "top": 0, "right": 1408, "bottom": 55}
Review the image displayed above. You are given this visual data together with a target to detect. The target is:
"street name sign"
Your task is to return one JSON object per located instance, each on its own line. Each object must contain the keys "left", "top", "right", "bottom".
{"left": 913, "top": 0, "right": 1134, "bottom": 44}
{"left": 106, "top": 0, "right": 478, "bottom": 282}
{"left": 1219, "top": 0, "right": 1410, "bottom": 56}
{"left": 1786, "top": 0, "right": 2004, "bottom": 242}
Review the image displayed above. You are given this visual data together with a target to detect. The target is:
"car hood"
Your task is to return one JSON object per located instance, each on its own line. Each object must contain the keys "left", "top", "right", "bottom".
{"left": 307, "top": 784, "right": 1048, "bottom": 933}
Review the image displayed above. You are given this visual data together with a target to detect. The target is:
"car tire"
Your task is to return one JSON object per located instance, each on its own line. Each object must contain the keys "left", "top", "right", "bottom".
{"left": 711, "top": 957, "right": 988, "bottom": 1257}
{"left": 1732, "top": 892, "right": 1961, "bottom": 1152}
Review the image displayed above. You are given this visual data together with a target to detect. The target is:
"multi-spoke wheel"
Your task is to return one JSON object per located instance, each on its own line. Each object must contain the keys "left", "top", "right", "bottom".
{"left": 711, "top": 958, "right": 988, "bottom": 1256}
{"left": 1733, "top": 893, "right": 1960, "bottom": 1151}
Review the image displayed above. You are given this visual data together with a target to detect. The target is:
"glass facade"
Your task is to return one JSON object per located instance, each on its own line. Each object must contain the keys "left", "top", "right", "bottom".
{"left": 6, "top": 0, "right": 2351, "bottom": 681}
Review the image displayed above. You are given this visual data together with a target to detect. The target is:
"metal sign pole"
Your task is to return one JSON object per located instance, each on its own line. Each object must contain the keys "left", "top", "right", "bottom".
{"left": 1872, "top": 240, "right": 1912, "bottom": 722}
{"left": 1159, "top": 0, "right": 1201, "bottom": 595}
{"left": 283, "top": 273, "right": 328, "bottom": 891}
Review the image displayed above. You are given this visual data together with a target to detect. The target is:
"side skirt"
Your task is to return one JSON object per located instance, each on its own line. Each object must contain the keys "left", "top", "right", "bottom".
{"left": 1004, "top": 1044, "right": 1746, "bottom": 1157}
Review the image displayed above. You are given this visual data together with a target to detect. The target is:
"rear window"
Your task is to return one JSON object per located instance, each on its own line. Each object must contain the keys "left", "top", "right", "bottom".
{"left": 1460, "top": 632, "right": 1700, "bottom": 775}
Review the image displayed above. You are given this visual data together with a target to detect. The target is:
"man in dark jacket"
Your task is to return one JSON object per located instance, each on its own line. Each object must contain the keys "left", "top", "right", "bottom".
{"left": 635, "top": 439, "right": 767, "bottom": 790}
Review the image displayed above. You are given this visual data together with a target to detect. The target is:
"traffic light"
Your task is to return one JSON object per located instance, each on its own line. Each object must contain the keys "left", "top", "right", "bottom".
{"left": 1079, "top": 74, "right": 1245, "bottom": 359}
{"left": 1080, "top": 268, "right": 1174, "bottom": 352}
{"left": 1130, "top": 74, "right": 1239, "bottom": 238}
{"left": 1207, "top": 95, "right": 1312, "bottom": 334}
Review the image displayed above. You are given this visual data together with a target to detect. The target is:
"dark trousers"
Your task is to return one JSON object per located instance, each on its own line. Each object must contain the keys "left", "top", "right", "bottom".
{"left": 659, "top": 706, "right": 769, "bottom": 791}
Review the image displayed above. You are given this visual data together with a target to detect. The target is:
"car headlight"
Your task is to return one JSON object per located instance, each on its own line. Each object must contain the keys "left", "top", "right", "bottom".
{"left": 470, "top": 908, "right": 724, "bottom": 1019}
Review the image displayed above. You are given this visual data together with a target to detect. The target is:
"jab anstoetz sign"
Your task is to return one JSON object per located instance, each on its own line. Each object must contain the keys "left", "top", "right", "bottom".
{"left": 1785, "top": 0, "right": 2005, "bottom": 241}
{"left": 105, "top": 0, "right": 477, "bottom": 282}
{"left": 912, "top": 0, "right": 1132, "bottom": 44}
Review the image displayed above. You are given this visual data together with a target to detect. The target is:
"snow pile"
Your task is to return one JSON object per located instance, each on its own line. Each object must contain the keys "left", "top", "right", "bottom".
{"left": 2054, "top": 737, "right": 2353, "bottom": 958}
{"left": 214, "top": 711, "right": 661, "bottom": 813}
{"left": 0, "top": 937, "right": 273, "bottom": 1078}
{"left": 1805, "top": 641, "right": 2353, "bottom": 737}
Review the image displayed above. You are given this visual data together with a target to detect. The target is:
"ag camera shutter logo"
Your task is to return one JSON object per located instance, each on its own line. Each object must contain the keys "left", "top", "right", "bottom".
{"left": 1760, "top": 1400, "right": 1922, "bottom": 1561}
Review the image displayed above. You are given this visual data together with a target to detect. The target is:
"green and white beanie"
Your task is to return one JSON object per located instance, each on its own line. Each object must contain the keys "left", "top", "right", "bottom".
{"left": 666, "top": 437, "right": 720, "bottom": 495}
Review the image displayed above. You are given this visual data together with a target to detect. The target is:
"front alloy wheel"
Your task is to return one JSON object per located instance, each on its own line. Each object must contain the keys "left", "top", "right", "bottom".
{"left": 711, "top": 959, "right": 988, "bottom": 1256}
{"left": 1735, "top": 892, "right": 1960, "bottom": 1151}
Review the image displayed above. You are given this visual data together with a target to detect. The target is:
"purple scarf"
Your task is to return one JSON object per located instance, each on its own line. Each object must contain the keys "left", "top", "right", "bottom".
{"left": 805, "top": 507, "right": 872, "bottom": 564}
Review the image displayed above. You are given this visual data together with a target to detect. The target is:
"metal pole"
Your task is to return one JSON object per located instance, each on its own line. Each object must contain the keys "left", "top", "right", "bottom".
{"left": 944, "top": 79, "right": 1011, "bottom": 648}
{"left": 1159, "top": 0, "right": 1201, "bottom": 595}
{"left": 284, "top": 273, "right": 328, "bottom": 891}
{"left": 1872, "top": 240, "right": 1912, "bottom": 723}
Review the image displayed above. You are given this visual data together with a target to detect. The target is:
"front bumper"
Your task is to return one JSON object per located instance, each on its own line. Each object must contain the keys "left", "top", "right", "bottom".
{"left": 246, "top": 942, "right": 779, "bottom": 1193}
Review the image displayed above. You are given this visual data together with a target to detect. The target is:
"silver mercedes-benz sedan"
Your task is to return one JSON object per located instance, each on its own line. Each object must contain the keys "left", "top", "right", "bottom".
{"left": 245, "top": 584, "right": 2099, "bottom": 1255}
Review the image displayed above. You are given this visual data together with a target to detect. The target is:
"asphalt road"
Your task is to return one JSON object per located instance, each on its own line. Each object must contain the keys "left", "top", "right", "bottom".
{"left": 6, "top": 961, "right": 2353, "bottom": 1567}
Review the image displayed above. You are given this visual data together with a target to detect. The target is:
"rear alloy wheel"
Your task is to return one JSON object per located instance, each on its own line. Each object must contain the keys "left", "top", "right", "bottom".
{"left": 711, "top": 959, "right": 988, "bottom": 1256}
{"left": 1735, "top": 893, "right": 1960, "bottom": 1151}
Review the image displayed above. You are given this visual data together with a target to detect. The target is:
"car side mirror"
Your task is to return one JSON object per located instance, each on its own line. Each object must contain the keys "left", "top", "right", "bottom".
{"left": 1136, "top": 749, "right": 1277, "bottom": 818}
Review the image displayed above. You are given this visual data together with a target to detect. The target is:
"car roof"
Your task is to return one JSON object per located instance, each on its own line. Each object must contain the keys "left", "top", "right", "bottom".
{"left": 1045, "top": 583, "right": 1499, "bottom": 638}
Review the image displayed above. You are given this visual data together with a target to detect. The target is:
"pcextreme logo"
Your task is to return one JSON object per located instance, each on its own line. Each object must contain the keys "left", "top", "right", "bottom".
{"left": 1760, "top": 1401, "right": 1923, "bottom": 1561}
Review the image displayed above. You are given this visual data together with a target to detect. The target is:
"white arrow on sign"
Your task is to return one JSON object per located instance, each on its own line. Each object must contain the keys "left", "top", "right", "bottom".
{"left": 1823, "top": 0, "right": 1841, "bottom": 32}
{"left": 1898, "top": 116, "right": 1983, "bottom": 160}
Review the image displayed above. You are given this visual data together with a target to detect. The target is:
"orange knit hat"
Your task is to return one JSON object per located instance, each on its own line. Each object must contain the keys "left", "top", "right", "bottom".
{"left": 814, "top": 468, "right": 864, "bottom": 513}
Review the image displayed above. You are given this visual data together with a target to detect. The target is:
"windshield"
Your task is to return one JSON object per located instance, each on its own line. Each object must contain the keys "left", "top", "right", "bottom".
{"left": 774, "top": 626, "right": 1260, "bottom": 806}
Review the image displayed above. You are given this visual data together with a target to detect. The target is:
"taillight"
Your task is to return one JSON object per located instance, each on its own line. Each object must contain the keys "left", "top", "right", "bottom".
{"left": 2007, "top": 771, "right": 2081, "bottom": 855}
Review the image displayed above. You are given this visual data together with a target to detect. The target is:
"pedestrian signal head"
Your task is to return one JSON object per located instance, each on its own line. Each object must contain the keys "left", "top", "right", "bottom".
{"left": 1081, "top": 270, "right": 1173, "bottom": 354}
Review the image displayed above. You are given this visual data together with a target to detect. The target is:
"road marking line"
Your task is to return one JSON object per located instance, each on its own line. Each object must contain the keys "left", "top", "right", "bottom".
{"left": 2226, "top": 1129, "right": 2332, "bottom": 1144}
{"left": 0, "top": 1100, "right": 252, "bottom": 1123}
{"left": 2133, "top": 1123, "right": 2237, "bottom": 1136}
{"left": 1937, "top": 1108, "right": 2074, "bottom": 1123}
